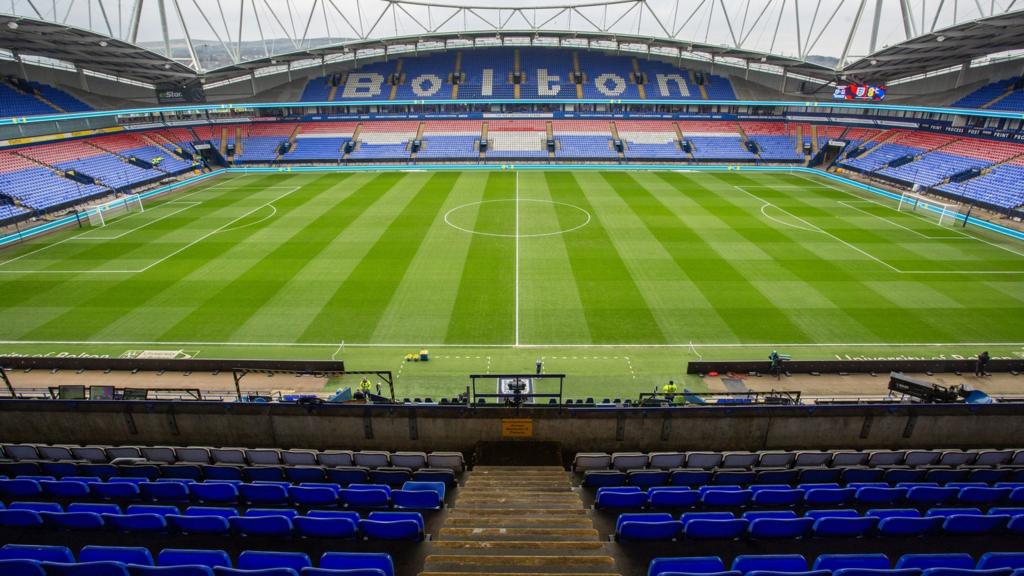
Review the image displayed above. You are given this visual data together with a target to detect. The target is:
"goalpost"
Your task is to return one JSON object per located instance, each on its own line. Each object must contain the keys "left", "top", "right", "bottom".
{"left": 86, "top": 194, "right": 144, "bottom": 227}
{"left": 896, "top": 191, "right": 962, "bottom": 226}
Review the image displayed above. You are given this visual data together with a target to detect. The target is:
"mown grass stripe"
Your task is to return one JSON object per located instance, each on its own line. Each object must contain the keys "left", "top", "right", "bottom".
{"left": 19, "top": 174, "right": 320, "bottom": 341}
{"left": 445, "top": 172, "right": 516, "bottom": 345}
{"left": 545, "top": 172, "right": 665, "bottom": 344}
{"left": 619, "top": 171, "right": 810, "bottom": 343}
{"left": 156, "top": 173, "right": 388, "bottom": 342}
{"left": 298, "top": 172, "right": 458, "bottom": 343}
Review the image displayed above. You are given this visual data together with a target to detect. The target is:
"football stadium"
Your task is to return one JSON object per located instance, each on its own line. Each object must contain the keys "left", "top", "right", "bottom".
{"left": 1, "top": 1, "right": 1024, "bottom": 575}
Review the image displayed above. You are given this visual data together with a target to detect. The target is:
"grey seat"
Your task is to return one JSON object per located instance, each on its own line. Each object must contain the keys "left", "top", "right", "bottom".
{"left": 71, "top": 446, "right": 109, "bottom": 463}
{"left": 353, "top": 451, "right": 390, "bottom": 468}
{"left": 866, "top": 450, "right": 905, "bottom": 467}
{"left": 140, "top": 447, "right": 176, "bottom": 463}
{"left": 281, "top": 450, "right": 318, "bottom": 466}
{"left": 245, "top": 449, "right": 282, "bottom": 465}
{"left": 174, "top": 447, "right": 212, "bottom": 464}
{"left": 390, "top": 452, "right": 428, "bottom": 470}
{"left": 1013, "top": 450, "right": 1024, "bottom": 466}
{"left": 794, "top": 451, "right": 833, "bottom": 467}
{"left": 831, "top": 451, "right": 869, "bottom": 467}
{"left": 686, "top": 452, "right": 723, "bottom": 469}
{"left": 210, "top": 448, "right": 246, "bottom": 465}
{"left": 573, "top": 453, "right": 612, "bottom": 471}
{"left": 904, "top": 450, "right": 942, "bottom": 467}
{"left": 1, "top": 444, "right": 39, "bottom": 461}
{"left": 758, "top": 451, "right": 796, "bottom": 468}
{"left": 427, "top": 452, "right": 465, "bottom": 473}
{"left": 973, "top": 450, "right": 1013, "bottom": 467}
{"left": 648, "top": 452, "right": 686, "bottom": 470}
{"left": 938, "top": 450, "right": 976, "bottom": 467}
{"left": 611, "top": 452, "right": 649, "bottom": 471}
{"left": 105, "top": 446, "right": 142, "bottom": 460}
{"left": 36, "top": 445, "right": 74, "bottom": 461}
{"left": 721, "top": 452, "right": 759, "bottom": 469}
{"left": 318, "top": 451, "right": 354, "bottom": 468}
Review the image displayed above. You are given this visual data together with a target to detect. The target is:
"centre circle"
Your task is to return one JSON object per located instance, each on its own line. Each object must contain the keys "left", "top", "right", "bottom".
{"left": 444, "top": 199, "right": 592, "bottom": 238}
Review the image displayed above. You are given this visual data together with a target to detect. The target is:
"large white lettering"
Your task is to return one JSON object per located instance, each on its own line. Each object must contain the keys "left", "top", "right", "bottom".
{"left": 655, "top": 74, "right": 691, "bottom": 98}
{"left": 481, "top": 69, "right": 494, "bottom": 97}
{"left": 595, "top": 73, "right": 626, "bottom": 97}
{"left": 537, "top": 68, "right": 561, "bottom": 97}
{"left": 341, "top": 72, "right": 384, "bottom": 98}
{"left": 411, "top": 74, "right": 443, "bottom": 97}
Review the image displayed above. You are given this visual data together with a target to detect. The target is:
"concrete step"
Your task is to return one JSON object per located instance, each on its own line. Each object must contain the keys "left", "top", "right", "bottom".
{"left": 473, "top": 466, "right": 567, "bottom": 471}
{"left": 457, "top": 493, "right": 579, "bottom": 502}
{"left": 423, "top": 554, "right": 616, "bottom": 573}
{"left": 422, "top": 573, "right": 618, "bottom": 576}
{"left": 431, "top": 540, "right": 606, "bottom": 551}
{"left": 438, "top": 527, "right": 599, "bottom": 541}
{"left": 444, "top": 516, "right": 594, "bottom": 528}
{"left": 454, "top": 501, "right": 582, "bottom": 510}
{"left": 447, "top": 508, "right": 587, "bottom": 517}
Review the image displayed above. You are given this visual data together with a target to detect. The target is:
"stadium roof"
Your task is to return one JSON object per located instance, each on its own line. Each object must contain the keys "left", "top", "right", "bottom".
{"left": 0, "top": 15, "right": 196, "bottom": 85}
{"left": 0, "top": 1, "right": 1022, "bottom": 87}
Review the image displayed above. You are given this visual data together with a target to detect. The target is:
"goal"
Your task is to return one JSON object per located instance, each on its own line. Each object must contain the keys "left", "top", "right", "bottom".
{"left": 897, "top": 191, "right": 962, "bottom": 226}
{"left": 87, "top": 194, "right": 144, "bottom": 227}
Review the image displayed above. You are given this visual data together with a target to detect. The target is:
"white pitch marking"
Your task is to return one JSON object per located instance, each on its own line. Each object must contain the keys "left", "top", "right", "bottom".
{"left": 2, "top": 339, "right": 1023, "bottom": 349}
{"left": 515, "top": 170, "right": 520, "bottom": 348}
{"left": 74, "top": 202, "right": 202, "bottom": 241}
{"left": 836, "top": 201, "right": 967, "bottom": 240}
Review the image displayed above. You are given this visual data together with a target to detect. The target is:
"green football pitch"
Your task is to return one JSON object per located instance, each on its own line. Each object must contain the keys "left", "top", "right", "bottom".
{"left": 1, "top": 169, "right": 1022, "bottom": 399}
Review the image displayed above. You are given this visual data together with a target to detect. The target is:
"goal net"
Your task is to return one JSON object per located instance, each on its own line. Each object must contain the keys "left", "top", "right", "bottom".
{"left": 87, "top": 194, "right": 144, "bottom": 227}
{"left": 897, "top": 191, "right": 962, "bottom": 226}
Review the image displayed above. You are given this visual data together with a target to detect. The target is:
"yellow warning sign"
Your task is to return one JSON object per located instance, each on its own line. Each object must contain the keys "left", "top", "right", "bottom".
{"left": 501, "top": 418, "right": 533, "bottom": 438}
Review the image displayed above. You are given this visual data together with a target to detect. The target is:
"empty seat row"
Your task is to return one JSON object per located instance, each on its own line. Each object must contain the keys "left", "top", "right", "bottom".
{"left": 0, "top": 445, "right": 464, "bottom": 472}
{"left": 1, "top": 479, "right": 444, "bottom": 508}
{"left": 595, "top": 484, "right": 1024, "bottom": 509}
{"left": 0, "top": 544, "right": 393, "bottom": 576}
{"left": 0, "top": 502, "right": 425, "bottom": 540}
{"left": 614, "top": 506, "right": 1024, "bottom": 540}
{"left": 649, "top": 552, "right": 1024, "bottom": 576}
{"left": 0, "top": 462, "right": 456, "bottom": 486}
{"left": 582, "top": 466, "right": 1024, "bottom": 488}
{"left": 574, "top": 450, "right": 1023, "bottom": 471}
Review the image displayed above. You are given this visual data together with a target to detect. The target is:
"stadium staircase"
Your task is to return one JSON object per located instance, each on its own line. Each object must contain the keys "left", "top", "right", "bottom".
{"left": 4, "top": 79, "right": 63, "bottom": 113}
{"left": 853, "top": 129, "right": 897, "bottom": 159}
{"left": 513, "top": 49, "right": 522, "bottom": 100}
{"left": 411, "top": 122, "right": 426, "bottom": 159}
{"left": 421, "top": 465, "right": 619, "bottom": 576}
{"left": 810, "top": 125, "right": 820, "bottom": 153}
{"left": 547, "top": 121, "right": 556, "bottom": 159}
{"left": 692, "top": 72, "right": 709, "bottom": 99}
{"left": 632, "top": 59, "right": 646, "bottom": 99}
{"left": 451, "top": 53, "right": 462, "bottom": 99}
{"left": 390, "top": 60, "right": 404, "bottom": 100}
{"left": 327, "top": 75, "right": 341, "bottom": 101}
{"left": 480, "top": 122, "right": 488, "bottom": 159}
{"left": 609, "top": 122, "right": 624, "bottom": 160}
{"left": 573, "top": 53, "right": 584, "bottom": 99}
{"left": 141, "top": 133, "right": 178, "bottom": 157}
{"left": 981, "top": 86, "right": 1016, "bottom": 109}
{"left": 344, "top": 124, "right": 362, "bottom": 160}
{"left": 276, "top": 124, "right": 303, "bottom": 162}
{"left": 794, "top": 125, "right": 803, "bottom": 156}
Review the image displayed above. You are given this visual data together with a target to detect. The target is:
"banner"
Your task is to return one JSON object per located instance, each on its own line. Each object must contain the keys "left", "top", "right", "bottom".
{"left": 155, "top": 81, "right": 207, "bottom": 104}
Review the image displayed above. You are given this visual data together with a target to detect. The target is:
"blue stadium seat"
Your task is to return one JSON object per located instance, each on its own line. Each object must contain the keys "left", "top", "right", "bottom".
{"left": 91, "top": 482, "right": 141, "bottom": 500}
{"left": 0, "top": 545, "right": 75, "bottom": 563}
{"left": 340, "top": 488, "right": 389, "bottom": 508}
{"left": 813, "top": 555, "right": 891, "bottom": 571}
{"left": 0, "top": 559, "right": 45, "bottom": 576}
{"left": 805, "top": 509, "right": 860, "bottom": 520}
{"left": 246, "top": 509, "right": 298, "bottom": 519}
{"left": 856, "top": 487, "right": 907, "bottom": 505}
{"left": 80, "top": 546, "right": 154, "bottom": 565}
{"left": 401, "top": 481, "right": 445, "bottom": 499}
{"left": 959, "top": 487, "right": 1011, "bottom": 505}
{"left": 9, "top": 502, "right": 62, "bottom": 513}
{"left": 919, "top": 570, "right": 1013, "bottom": 576}
{"left": 748, "top": 517, "right": 814, "bottom": 539}
{"left": 129, "top": 566, "right": 214, "bottom": 576}
{"left": 239, "top": 484, "right": 289, "bottom": 506}
{"left": 287, "top": 487, "right": 338, "bottom": 507}
{"left": 202, "top": 468, "right": 243, "bottom": 482}
{"left": 285, "top": 468, "right": 326, "bottom": 484}
{"left": 359, "top": 511, "right": 424, "bottom": 540}
{"left": 190, "top": 483, "right": 239, "bottom": 504}
{"left": 832, "top": 570, "right": 921, "bottom": 576}
{"left": 649, "top": 488, "right": 700, "bottom": 509}
{"left": 0, "top": 479, "right": 43, "bottom": 498}
{"left": 40, "top": 560, "right": 130, "bottom": 576}
{"left": 167, "top": 514, "right": 231, "bottom": 534}
{"left": 629, "top": 471, "right": 671, "bottom": 487}
{"left": 896, "top": 555, "right": 975, "bottom": 571}
{"left": 615, "top": 513, "right": 682, "bottom": 541}
{"left": 324, "top": 468, "right": 370, "bottom": 486}
{"left": 212, "top": 569, "right": 298, "bottom": 576}
{"left": 392, "top": 489, "right": 441, "bottom": 510}
{"left": 68, "top": 503, "right": 120, "bottom": 515}
{"left": 596, "top": 487, "right": 647, "bottom": 509}
{"left": 158, "top": 550, "right": 231, "bottom": 569}
{"left": 751, "top": 489, "right": 804, "bottom": 507}
{"left": 877, "top": 516, "right": 943, "bottom": 536}
{"left": 670, "top": 470, "right": 714, "bottom": 487}
{"left": 40, "top": 481, "right": 90, "bottom": 498}
{"left": 926, "top": 508, "right": 983, "bottom": 518}
{"left": 869, "top": 509, "right": 921, "bottom": 519}
{"left": 294, "top": 514, "right": 358, "bottom": 538}
{"left": 127, "top": 505, "right": 182, "bottom": 517}
{"left": 941, "top": 514, "right": 1009, "bottom": 534}
{"left": 318, "top": 552, "right": 394, "bottom": 576}
{"left": 907, "top": 487, "right": 959, "bottom": 506}
{"left": 732, "top": 555, "right": 808, "bottom": 573}
{"left": 236, "top": 551, "right": 311, "bottom": 571}
{"left": 141, "top": 482, "right": 190, "bottom": 503}
{"left": 0, "top": 509, "right": 44, "bottom": 527}
{"left": 978, "top": 554, "right": 1024, "bottom": 570}
{"left": 229, "top": 514, "right": 294, "bottom": 536}
{"left": 40, "top": 511, "right": 106, "bottom": 530}
{"left": 812, "top": 516, "right": 878, "bottom": 537}
{"left": 683, "top": 518, "right": 749, "bottom": 539}
{"left": 648, "top": 556, "right": 729, "bottom": 576}
{"left": 805, "top": 488, "right": 855, "bottom": 506}
{"left": 243, "top": 468, "right": 285, "bottom": 483}
{"left": 701, "top": 489, "right": 752, "bottom": 507}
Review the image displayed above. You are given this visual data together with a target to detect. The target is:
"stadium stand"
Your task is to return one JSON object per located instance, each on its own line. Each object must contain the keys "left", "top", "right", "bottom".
{"left": 953, "top": 76, "right": 1024, "bottom": 111}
